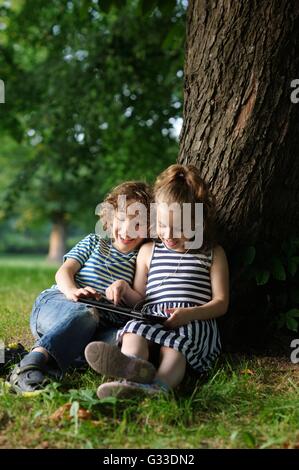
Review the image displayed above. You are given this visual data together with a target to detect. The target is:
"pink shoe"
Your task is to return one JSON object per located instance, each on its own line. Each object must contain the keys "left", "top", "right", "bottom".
{"left": 84, "top": 341, "right": 156, "bottom": 384}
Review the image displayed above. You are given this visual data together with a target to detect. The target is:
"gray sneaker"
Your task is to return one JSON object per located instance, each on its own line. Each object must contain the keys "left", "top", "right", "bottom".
{"left": 97, "top": 379, "right": 168, "bottom": 399}
{"left": 84, "top": 341, "right": 156, "bottom": 384}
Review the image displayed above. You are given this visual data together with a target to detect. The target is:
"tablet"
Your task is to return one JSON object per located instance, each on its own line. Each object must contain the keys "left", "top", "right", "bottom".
{"left": 77, "top": 297, "right": 168, "bottom": 325}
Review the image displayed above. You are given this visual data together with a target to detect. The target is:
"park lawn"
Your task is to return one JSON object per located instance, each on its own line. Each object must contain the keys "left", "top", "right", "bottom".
{"left": 0, "top": 256, "right": 298, "bottom": 449}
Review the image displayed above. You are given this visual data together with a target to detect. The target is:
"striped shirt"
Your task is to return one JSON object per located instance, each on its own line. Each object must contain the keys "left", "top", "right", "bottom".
{"left": 60, "top": 233, "right": 138, "bottom": 293}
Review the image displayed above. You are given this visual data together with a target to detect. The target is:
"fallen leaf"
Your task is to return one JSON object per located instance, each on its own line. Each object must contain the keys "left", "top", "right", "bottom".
{"left": 77, "top": 408, "right": 92, "bottom": 420}
{"left": 49, "top": 403, "right": 92, "bottom": 422}
{"left": 49, "top": 403, "right": 71, "bottom": 422}
{"left": 240, "top": 369, "right": 255, "bottom": 375}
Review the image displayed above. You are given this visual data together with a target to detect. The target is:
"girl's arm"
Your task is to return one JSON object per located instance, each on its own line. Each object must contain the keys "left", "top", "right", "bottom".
{"left": 105, "top": 242, "right": 153, "bottom": 306}
{"left": 165, "top": 245, "right": 229, "bottom": 328}
{"left": 55, "top": 258, "right": 101, "bottom": 302}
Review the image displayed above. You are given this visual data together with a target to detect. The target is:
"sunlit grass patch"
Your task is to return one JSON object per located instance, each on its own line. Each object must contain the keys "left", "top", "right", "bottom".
{"left": 0, "top": 258, "right": 298, "bottom": 449}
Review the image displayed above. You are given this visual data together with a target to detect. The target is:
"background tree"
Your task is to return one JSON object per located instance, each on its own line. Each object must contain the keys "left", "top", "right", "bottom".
{"left": 0, "top": 0, "right": 186, "bottom": 261}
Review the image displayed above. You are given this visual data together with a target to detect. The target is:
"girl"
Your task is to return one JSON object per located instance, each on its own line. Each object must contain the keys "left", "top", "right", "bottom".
{"left": 85, "top": 164, "right": 229, "bottom": 398}
{"left": 9, "top": 181, "right": 155, "bottom": 393}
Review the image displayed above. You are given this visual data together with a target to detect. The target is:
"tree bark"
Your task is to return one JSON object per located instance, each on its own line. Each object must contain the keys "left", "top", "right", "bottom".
{"left": 47, "top": 214, "right": 67, "bottom": 264}
{"left": 179, "top": 0, "right": 299, "bottom": 351}
{"left": 179, "top": 0, "right": 299, "bottom": 248}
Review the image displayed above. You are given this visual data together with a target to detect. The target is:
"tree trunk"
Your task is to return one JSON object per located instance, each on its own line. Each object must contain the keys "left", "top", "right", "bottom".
{"left": 179, "top": 0, "right": 299, "bottom": 351}
{"left": 179, "top": 0, "right": 299, "bottom": 246}
{"left": 47, "top": 214, "right": 67, "bottom": 264}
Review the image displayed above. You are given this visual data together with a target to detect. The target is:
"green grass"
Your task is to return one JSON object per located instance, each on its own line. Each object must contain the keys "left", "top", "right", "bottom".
{"left": 0, "top": 256, "right": 299, "bottom": 449}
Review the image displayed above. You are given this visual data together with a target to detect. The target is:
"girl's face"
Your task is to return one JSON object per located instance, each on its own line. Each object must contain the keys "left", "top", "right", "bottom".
{"left": 111, "top": 199, "right": 147, "bottom": 253}
{"left": 156, "top": 203, "right": 190, "bottom": 252}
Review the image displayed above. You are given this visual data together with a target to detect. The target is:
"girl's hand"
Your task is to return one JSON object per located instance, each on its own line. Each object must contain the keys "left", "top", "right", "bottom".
{"left": 106, "top": 280, "right": 129, "bottom": 305}
{"left": 163, "top": 307, "right": 193, "bottom": 329}
{"left": 65, "top": 286, "right": 101, "bottom": 302}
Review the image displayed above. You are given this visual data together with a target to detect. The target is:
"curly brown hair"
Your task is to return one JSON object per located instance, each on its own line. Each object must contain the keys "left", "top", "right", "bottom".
{"left": 99, "top": 181, "right": 153, "bottom": 237}
{"left": 154, "top": 164, "right": 216, "bottom": 250}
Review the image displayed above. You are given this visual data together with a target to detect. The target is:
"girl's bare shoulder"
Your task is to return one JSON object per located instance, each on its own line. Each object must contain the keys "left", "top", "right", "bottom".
{"left": 213, "top": 245, "right": 227, "bottom": 258}
{"left": 138, "top": 241, "right": 154, "bottom": 256}
{"left": 211, "top": 245, "right": 229, "bottom": 271}
{"left": 137, "top": 241, "right": 155, "bottom": 267}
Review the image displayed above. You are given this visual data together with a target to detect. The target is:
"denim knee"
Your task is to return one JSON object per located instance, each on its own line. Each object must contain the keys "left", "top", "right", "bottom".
{"left": 68, "top": 307, "right": 100, "bottom": 329}
{"left": 35, "top": 306, "right": 100, "bottom": 371}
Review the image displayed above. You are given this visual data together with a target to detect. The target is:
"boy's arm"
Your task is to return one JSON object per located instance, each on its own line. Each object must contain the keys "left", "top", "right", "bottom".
{"left": 55, "top": 258, "right": 101, "bottom": 302}
{"left": 106, "top": 242, "right": 153, "bottom": 306}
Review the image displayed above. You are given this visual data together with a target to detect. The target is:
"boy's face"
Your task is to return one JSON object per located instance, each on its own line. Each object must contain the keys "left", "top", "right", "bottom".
{"left": 111, "top": 199, "right": 147, "bottom": 253}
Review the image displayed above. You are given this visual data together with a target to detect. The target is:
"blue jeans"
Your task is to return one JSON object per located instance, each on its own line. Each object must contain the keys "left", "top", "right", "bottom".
{"left": 30, "top": 287, "right": 119, "bottom": 372}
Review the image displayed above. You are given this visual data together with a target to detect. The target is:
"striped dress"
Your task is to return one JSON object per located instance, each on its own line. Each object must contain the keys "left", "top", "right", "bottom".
{"left": 118, "top": 241, "right": 221, "bottom": 372}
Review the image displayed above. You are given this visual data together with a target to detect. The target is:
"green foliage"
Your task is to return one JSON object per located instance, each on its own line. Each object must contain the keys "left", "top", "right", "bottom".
{"left": 255, "top": 269, "right": 270, "bottom": 286}
{"left": 0, "top": 218, "right": 84, "bottom": 254}
{"left": 100, "top": 0, "right": 181, "bottom": 17}
{"left": 0, "top": 0, "right": 185, "bottom": 232}
{"left": 241, "top": 245, "right": 256, "bottom": 266}
{"left": 270, "top": 257, "right": 286, "bottom": 281}
{"left": 276, "top": 309, "right": 299, "bottom": 333}
{"left": 235, "top": 236, "right": 299, "bottom": 333}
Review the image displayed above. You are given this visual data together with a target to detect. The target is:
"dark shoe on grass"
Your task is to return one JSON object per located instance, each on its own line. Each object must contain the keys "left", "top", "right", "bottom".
{"left": 7, "top": 364, "right": 48, "bottom": 395}
{"left": 85, "top": 341, "right": 156, "bottom": 384}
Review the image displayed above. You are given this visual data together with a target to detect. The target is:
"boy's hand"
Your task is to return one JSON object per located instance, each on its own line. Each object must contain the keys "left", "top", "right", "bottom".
{"left": 163, "top": 307, "right": 192, "bottom": 329}
{"left": 106, "top": 280, "right": 129, "bottom": 305}
{"left": 65, "top": 286, "right": 101, "bottom": 302}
